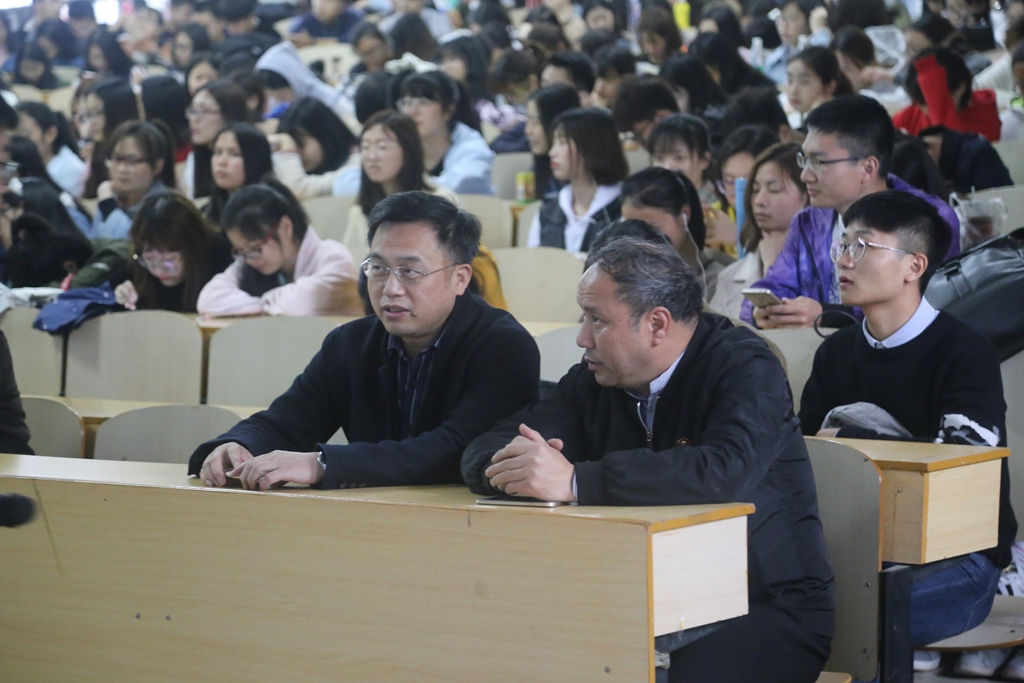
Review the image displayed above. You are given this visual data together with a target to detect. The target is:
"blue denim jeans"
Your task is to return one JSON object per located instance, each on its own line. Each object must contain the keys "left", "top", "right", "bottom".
{"left": 911, "top": 552, "right": 1001, "bottom": 648}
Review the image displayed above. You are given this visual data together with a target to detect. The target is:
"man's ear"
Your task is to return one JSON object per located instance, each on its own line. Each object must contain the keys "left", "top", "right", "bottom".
{"left": 648, "top": 306, "right": 672, "bottom": 344}
{"left": 905, "top": 252, "right": 928, "bottom": 284}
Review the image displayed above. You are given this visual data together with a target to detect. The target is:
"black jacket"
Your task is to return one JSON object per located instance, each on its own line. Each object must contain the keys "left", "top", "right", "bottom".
{"left": 935, "top": 127, "right": 1013, "bottom": 195}
{"left": 0, "top": 331, "right": 31, "bottom": 455}
{"left": 463, "top": 314, "right": 834, "bottom": 632}
{"left": 538, "top": 192, "right": 622, "bottom": 251}
{"left": 188, "top": 294, "right": 540, "bottom": 489}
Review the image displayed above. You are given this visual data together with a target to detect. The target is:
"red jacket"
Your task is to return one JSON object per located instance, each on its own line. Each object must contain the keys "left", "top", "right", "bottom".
{"left": 893, "top": 53, "right": 1001, "bottom": 142}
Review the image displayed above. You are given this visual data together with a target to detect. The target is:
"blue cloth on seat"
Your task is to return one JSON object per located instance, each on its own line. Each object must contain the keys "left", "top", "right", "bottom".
{"left": 33, "top": 283, "right": 120, "bottom": 334}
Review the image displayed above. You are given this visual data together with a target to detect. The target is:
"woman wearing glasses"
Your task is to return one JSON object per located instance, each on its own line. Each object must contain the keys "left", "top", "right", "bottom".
{"left": 182, "top": 79, "right": 250, "bottom": 200}
{"left": 114, "top": 192, "right": 231, "bottom": 312}
{"left": 79, "top": 78, "right": 140, "bottom": 199}
{"left": 709, "top": 143, "right": 809, "bottom": 318}
{"left": 708, "top": 125, "right": 779, "bottom": 255}
{"left": 91, "top": 120, "right": 177, "bottom": 240}
{"left": 197, "top": 179, "right": 362, "bottom": 317}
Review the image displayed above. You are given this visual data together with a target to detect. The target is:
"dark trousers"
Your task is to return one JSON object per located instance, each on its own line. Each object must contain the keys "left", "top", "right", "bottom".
{"left": 662, "top": 602, "right": 832, "bottom": 683}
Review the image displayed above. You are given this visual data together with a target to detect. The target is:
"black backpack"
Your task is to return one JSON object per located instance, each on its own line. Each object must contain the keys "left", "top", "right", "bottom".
{"left": 925, "top": 227, "right": 1024, "bottom": 360}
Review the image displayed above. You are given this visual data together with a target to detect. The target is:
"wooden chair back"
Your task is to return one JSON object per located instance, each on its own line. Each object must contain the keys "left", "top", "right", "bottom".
{"left": 759, "top": 327, "right": 829, "bottom": 413}
{"left": 460, "top": 195, "right": 514, "bottom": 249}
{"left": 534, "top": 325, "right": 581, "bottom": 383}
{"left": 0, "top": 308, "right": 64, "bottom": 395}
{"left": 302, "top": 195, "right": 356, "bottom": 244}
{"left": 21, "top": 397, "right": 85, "bottom": 458}
{"left": 65, "top": 311, "right": 203, "bottom": 403}
{"left": 93, "top": 405, "right": 243, "bottom": 463}
{"left": 491, "top": 247, "right": 584, "bottom": 323}
{"left": 206, "top": 316, "right": 341, "bottom": 407}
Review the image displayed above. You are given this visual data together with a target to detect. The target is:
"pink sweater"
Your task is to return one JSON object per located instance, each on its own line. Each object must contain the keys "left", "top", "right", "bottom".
{"left": 197, "top": 226, "right": 359, "bottom": 317}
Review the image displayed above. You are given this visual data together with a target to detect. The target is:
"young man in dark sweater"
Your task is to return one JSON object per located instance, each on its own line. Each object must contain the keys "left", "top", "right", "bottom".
{"left": 189, "top": 191, "right": 540, "bottom": 490}
{"left": 463, "top": 239, "right": 834, "bottom": 683}
{"left": 799, "top": 190, "right": 1017, "bottom": 674}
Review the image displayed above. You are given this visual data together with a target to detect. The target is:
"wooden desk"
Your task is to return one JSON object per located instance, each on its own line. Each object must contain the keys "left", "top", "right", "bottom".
{"left": 23, "top": 396, "right": 263, "bottom": 459}
{"left": 827, "top": 438, "right": 1008, "bottom": 565}
{"left": 0, "top": 454, "right": 752, "bottom": 683}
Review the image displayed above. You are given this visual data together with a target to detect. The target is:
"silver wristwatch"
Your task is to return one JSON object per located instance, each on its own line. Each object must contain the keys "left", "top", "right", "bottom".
{"left": 317, "top": 450, "right": 327, "bottom": 470}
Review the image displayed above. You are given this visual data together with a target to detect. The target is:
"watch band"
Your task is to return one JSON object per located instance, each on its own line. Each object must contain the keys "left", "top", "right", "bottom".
{"left": 317, "top": 450, "right": 327, "bottom": 471}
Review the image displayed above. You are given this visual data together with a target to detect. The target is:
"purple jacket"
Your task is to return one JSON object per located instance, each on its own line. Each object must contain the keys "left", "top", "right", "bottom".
{"left": 740, "top": 175, "right": 961, "bottom": 324}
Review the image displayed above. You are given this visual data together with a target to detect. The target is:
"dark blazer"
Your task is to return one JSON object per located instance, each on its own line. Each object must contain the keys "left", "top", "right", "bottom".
{"left": 936, "top": 127, "right": 1013, "bottom": 194}
{"left": 188, "top": 294, "right": 540, "bottom": 489}
{"left": 0, "top": 331, "right": 32, "bottom": 455}
{"left": 463, "top": 313, "right": 834, "bottom": 633}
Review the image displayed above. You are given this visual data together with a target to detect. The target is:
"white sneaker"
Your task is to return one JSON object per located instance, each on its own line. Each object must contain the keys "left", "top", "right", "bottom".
{"left": 953, "top": 648, "right": 1011, "bottom": 677}
{"left": 1003, "top": 648, "right": 1024, "bottom": 681}
{"left": 914, "top": 650, "right": 941, "bottom": 672}
{"left": 999, "top": 564, "right": 1024, "bottom": 596}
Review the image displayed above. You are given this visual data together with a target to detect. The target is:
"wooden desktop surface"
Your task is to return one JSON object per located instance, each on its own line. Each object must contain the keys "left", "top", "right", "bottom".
{"left": 0, "top": 454, "right": 752, "bottom": 683}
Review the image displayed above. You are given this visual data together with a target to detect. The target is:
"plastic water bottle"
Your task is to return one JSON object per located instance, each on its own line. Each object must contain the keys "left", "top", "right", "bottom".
{"left": 750, "top": 37, "right": 765, "bottom": 72}
{"left": 734, "top": 177, "right": 748, "bottom": 259}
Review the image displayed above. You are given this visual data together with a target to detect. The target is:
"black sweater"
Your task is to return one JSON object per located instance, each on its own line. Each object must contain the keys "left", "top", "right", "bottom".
{"left": 463, "top": 314, "right": 835, "bottom": 634}
{"left": 0, "top": 331, "right": 31, "bottom": 455}
{"left": 799, "top": 310, "right": 1017, "bottom": 568}
{"left": 188, "top": 294, "right": 540, "bottom": 489}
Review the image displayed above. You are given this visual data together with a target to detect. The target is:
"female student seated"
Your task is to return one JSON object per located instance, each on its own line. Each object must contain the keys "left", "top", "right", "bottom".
{"left": 204, "top": 122, "right": 273, "bottom": 226}
{"left": 527, "top": 107, "right": 627, "bottom": 253}
{"left": 785, "top": 47, "right": 854, "bottom": 126}
{"left": 197, "top": 179, "right": 362, "bottom": 317}
{"left": 91, "top": 121, "right": 177, "bottom": 239}
{"left": 16, "top": 101, "right": 86, "bottom": 197}
{"left": 648, "top": 113, "right": 716, "bottom": 205}
{"left": 708, "top": 125, "right": 779, "bottom": 253}
{"left": 183, "top": 79, "right": 250, "bottom": 199}
{"left": 270, "top": 97, "right": 357, "bottom": 199}
{"left": 709, "top": 143, "right": 808, "bottom": 318}
{"left": 80, "top": 78, "right": 140, "bottom": 198}
{"left": 12, "top": 42, "right": 62, "bottom": 90}
{"left": 5, "top": 137, "right": 92, "bottom": 234}
{"left": 524, "top": 84, "right": 580, "bottom": 198}
{"left": 114, "top": 192, "right": 232, "bottom": 313}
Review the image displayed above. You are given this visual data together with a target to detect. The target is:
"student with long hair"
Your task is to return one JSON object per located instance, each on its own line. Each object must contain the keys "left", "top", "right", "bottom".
{"left": 205, "top": 122, "right": 273, "bottom": 225}
{"left": 786, "top": 46, "right": 854, "bottom": 124}
{"left": 527, "top": 107, "right": 628, "bottom": 253}
{"left": 86, "top": 27, "right": 134, "bottom": 78}
{"left": 80, "top": 78, "right": 140, "bottom": 198}
{"left": 15, "top": 101, "right": 85, "bottom": 196}
{"left": 114, "top": 192, "right": 231, "bottom": 312}
{"left": 638, "top": 7, "right": 681, "bottom": 65}
{"left": 689, "top": 31, "right": 775, "bottom": 95}
{"left": 523, "top": 83, "right": 580, "bottom": 198}
{"left": 709, "top": 143, "right": 808, "bottom": 318}
{"left": 5, "top": 137, "right": 91, "bottom": 233}
{"left": 183, "top": 79, "right": 249, "bottom": 199}
{"left": 648, "top": 113, "right": 716, "bottom": 205}
{"left": 171, "top": 23, "right": 212, "bottom": 70}
{"left": 92, "top": 121, "right": 178, "bottom": 239}
{"left": 271, "top": 97, "right": 357, "bottom": 199}
{"left": 709, "top": 125, "right": 779, "bottom": 252}
{"left": 659, "top": 54, "right": 729, "bottom": 130}
{"left": 198, "top": 178, "right": 361, "bottom": 317}
{"left": 393, "top": 71, "right": 494, "bottom": 195}
{"left": 12, "top": 42, "right": 62, "bottom": 89}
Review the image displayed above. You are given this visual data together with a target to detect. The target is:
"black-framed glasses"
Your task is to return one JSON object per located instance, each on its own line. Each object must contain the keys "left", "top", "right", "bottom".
{"left": 829, "top": 237, "right": 916, "bottom": 263}
{"left": 232, "top": 227, "right": 277, "bottom": 263}
{"left": 361, "top": 258, "right": 457, "bottom": 285}
{"left": 796, "top": 152, "right": 867, "bottom": 175}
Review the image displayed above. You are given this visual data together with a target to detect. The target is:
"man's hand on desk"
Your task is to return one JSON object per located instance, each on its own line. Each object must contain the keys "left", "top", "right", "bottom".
{"left": 200, "top": 442, "right": 255, "bottom": 487}
{"left": 229, "top": 451, "right": 326, "bottom": 490}
{"left": 485, "top": 424, "right": 575, "bottom": 502}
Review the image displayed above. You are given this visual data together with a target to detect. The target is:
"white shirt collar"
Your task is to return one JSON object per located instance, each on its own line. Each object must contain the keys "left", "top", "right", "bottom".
{"left": 557, "top": 184, "right": 622, "bottom": 254}
{"left": 862, "top": 297, "right": 939, "bottom": 349}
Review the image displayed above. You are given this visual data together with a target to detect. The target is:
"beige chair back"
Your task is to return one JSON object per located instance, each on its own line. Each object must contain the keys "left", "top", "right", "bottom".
{"left": 993, "top": 140, "right": 1024, "bottom": 186}
{"left": 1003, "top": 351, "right": 1024, "bottom": 540}
{"left": 207, "top": 316, "right": 341, "bottom": 407}
{"left": 303, "top": 195, "right": 356, "bottom": 243}
{"left": 970, "top": 185, "right": 1024, "bottom": 234}
{"left": 65, "top": 311, "right": 203, "bottom": 403}
{"left": 273, "top": 17, "right": 293, "bottom": 38}
{"left": 759, "top": 327, "right": 829, "bottom": 413}
{"left": 460, "top": 195, "right": 514, "bottom": 249}
{"left": 0, "top": 308, "right": 63, "bottom": 396}
{"left": 481, "top": 122, "right": 501, "bottom": 144}
{"left": 94, "top": 405, "right": 243, "bottom": 463}
{"left": 10, "top": 84, "right": 43, "bottom": 103}
{"left": 44, "top": 86, "right": 75, "bottom": 116}
{"left": 52, "top": 66, "right": 80, "bottom": 84}
{"left": 625, "top": 146, "right": 650, "bottom": 174}
{"left": 21, "top": 397, "right": 85, "bottom": 458}
{"left": 491, "top": 247, "right": 583, "bottom": 323}
{"left": 492, "top": 152, "right": 533, "bottom": 201}
{"left": 805, "top": 437, "right": 882, "bottom": 682}
{"left": 534, "top": 325, "right": 582, "bottom": 382}
{"left": 516, "top": 200, "right": 541, "bottom": 247}
{"left": 298, "top": 43, "right": 360, "bottom": 81}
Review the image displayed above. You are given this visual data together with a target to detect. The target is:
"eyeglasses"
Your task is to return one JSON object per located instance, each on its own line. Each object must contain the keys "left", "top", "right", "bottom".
{"left": 396, "top": 96, "right": 436, "bottom": 112}
{"left": 186, "top": 106, "right": 221, "bottom": 119}
{"left": 105, "top": 155, "right": 150, "bottom": 168}
{"left": 361, "top": 258, "right": 457, "bottom": 285}
{"left": 796, "top": 152, "right": 867, "bottom": 175}
{"left": 77, "top": 109, "right": 104, "bottom": 122}
{"left": 829, "top": 237, "right": 916, "bottom": 263}
{"left": 232, "top": 229, "right": 276, "bottom": 262}
{"left": 135, "top": 249, "right": 183, "bottom": 275}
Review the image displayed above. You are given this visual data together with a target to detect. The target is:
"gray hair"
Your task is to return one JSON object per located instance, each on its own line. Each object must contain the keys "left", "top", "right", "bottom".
{"left": 588, "top": 237, "right": 704, "bottom": 326}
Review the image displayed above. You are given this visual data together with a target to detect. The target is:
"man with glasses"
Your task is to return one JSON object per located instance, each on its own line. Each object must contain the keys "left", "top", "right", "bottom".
{"left": 189, "top": 191, "right": 540, "bottom": 490}
{"left": 799, "top": 190, "right": 1016, "bottom": 674}
{"left": 741, "top": 95, "right": 961, "bottom": 328}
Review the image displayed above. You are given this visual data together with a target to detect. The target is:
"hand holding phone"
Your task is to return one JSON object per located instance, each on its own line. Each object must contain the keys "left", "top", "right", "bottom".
{"left": 742, "top": 288, "right": 783, "bottom": 308}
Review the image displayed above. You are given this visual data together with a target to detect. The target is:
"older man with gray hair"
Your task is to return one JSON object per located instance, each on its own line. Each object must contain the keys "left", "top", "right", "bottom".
{"left": 461, "top": 238, "right": 835, "bottom": 683}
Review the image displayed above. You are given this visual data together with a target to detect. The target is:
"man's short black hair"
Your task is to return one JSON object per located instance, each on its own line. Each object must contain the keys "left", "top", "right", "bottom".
{"left": 611, "top": 75, "right": 678, "bottom": 133}
{"left": 367, "top": 191, "right": 482, "bottom": 265}
{"left": 67, "top": 0, "right": 96, "bottom": 20}
{"left": 594, "top": 44, "right": 635, "bottom": 79}
{"left": 544, "top": 50, "right": 597, "bottom": 93}
{"left": 588, "top": 237, "right": 704, "bottom": 325}
{"left": 804, "top": 94, "right": 895, "bottom": 178}
{"left": 718, "top": 87, "right": 788, "bottom": 139}
{"left": 842, "top": 190, "right": 952, "bottom": 292}
{"left": 219, "top": 0, "right": 257, "bottom": 22}
{"left": 579, "top": 28, "right": 618, "bottom": 56}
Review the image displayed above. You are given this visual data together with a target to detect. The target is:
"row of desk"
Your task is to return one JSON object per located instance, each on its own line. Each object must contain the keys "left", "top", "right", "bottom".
{"left": 0, "top": 438, "right": 1008, "bottom": 681}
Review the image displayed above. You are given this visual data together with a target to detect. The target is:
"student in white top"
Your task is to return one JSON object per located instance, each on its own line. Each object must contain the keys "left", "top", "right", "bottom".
{"left": 710, "top": 143, "right": 809, "bottom": 318}
{"left": 15, "top": 102, "right": 86, "bottom": 197}
{"left": 527, "top": 107, "right": 628, "bottom": 253}
{"left": 197, "top": 179, "right": 362, "bottom": 317}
